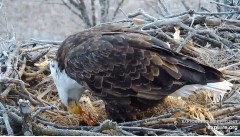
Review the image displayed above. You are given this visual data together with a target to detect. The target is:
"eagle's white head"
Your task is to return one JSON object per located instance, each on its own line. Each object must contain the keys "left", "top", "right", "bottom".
{"left": 50, "top": 59, "right": 85, "bottom": 114}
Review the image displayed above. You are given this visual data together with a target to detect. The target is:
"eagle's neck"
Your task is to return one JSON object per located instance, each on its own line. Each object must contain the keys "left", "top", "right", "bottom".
{"left": 50, "top": 60, "right": 85, "bottom": 106}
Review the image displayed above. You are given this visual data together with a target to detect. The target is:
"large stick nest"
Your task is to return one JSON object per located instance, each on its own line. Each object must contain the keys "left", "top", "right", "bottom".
{"left": 0, "top": 1, "right": 240, "bottom": 136}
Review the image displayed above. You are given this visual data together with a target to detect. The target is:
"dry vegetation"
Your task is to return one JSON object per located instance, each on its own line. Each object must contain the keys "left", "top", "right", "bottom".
{"left": 0, "top": 0, "right": 240, "bottom": 136}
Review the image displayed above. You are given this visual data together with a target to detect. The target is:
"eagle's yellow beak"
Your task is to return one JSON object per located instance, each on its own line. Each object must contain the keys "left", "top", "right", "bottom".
{"left": 67, "top": 100, "right": 83, "bottom": 114}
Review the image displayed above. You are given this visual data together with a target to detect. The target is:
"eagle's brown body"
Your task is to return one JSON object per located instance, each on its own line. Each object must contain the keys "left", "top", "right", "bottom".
{"left": 55, "top": 25, "right": 226, "bottom": 122}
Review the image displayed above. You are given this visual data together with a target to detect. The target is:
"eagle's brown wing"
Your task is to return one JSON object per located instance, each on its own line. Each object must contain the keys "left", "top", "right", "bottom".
{"left": 58, "top": 25, "right": 224, "bottom": 121}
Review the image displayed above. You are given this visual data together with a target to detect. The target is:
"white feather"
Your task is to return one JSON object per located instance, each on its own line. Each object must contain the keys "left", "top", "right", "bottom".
{"left": 50, "top": 60, "right": 85, "bottom": 106}
{"left": 170, "top": 80, "right": 233, "bottom": 102}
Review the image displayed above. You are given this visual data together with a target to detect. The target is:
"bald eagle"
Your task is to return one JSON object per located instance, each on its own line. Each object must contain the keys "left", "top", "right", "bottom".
{"left": 50, "top": 25, "right": 232, "bottom": 122}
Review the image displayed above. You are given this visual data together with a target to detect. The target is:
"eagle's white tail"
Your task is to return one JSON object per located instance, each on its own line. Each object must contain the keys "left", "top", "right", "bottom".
{"left": 170, "top": 80, "right": 233, "bottom": 102}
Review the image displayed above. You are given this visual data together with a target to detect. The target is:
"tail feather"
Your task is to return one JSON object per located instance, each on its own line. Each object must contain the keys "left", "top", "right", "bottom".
{"left": 170, "top": 80, "right": 233, "bottom": 102}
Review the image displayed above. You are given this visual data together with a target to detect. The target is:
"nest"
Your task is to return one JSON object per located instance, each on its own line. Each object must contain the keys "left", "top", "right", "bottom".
{"left": 1, "top": 1, "right": 240, "bottom": 136}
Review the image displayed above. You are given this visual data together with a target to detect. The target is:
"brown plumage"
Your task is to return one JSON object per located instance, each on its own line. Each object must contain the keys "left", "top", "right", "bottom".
{"left": 55, "top": 25, "right": 226, "bottom": 122}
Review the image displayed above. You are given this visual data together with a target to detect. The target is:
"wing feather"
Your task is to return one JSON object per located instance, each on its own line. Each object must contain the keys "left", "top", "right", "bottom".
{"left": 57, "top": 25, "right": 224, "bottom": 102}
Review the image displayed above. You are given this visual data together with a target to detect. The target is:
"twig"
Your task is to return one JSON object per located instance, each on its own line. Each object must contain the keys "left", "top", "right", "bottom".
{"left": 177, "top": 22, "right": 229, "bottom": 49}
{"left": 181, "top": 0, "right": 190, "bottom": 10}
{"left": 4, "top": 36, "right": 20, "bottom": 77}
{"left": 128, "top": 8, "right": 157, "bottom": 21}
{"left": 225, "top": 129, "right": 240, "bottom": 136}
{"left": 120, "top": 126, "right": 183, "bottom": 133}
{"left": 210, "top": 1, "right": 240, "bottom": 10}
{"left": 97, "top": 19, "right": 133, "bottom": 26}
{"left": 32, "top": 123, "right": 108, "bottom": 136}
{"left": 91, "top": 119, "right": 117, "bottom": 132}
{"left": 32, "top": 105, "right": 57, "bottom": 119}
{"left": 36, "top": 118, "right": 92, "bottom": 131}
{"left": 0, "top": 101, "right": 14, "bottom": 135}
{"left": 21, "top": 44, "right": 53, "bottom": 52}
{"left": 218, "top": 61, "right": 240, "bottom": 71}
{"left": 26, "top": 38, "right": 62, "bottom": 45}
{"left": 18, "top": 99, "right": 33, "bottom": 136}
{"left": 18, "top": 57, "right": 27, "bottom": 79}
{"left": 211, "top": 105, "right": 240, "bottom": 117}
{"left": 194, "top": 34, "right": 222, "bottom": 48}
{"left": 1, "top": 57, "right": 26, "bottom": 98}
{"left": 119, "top": 128, "right": 136, "bottom": 136}
{"left": 166, "top": 9, "right": 239, "bottom": 18}
{"left": 142, "top": 118, "right": 177, "bottom": 127}
{"left": 99, "top": 0, "right": 110, "bottom": 23}
{"left": 112, "top": 0, "right": 125, "bottom": 20}
{"left": 158, "top": 0, "right": 170, "bottom": 15}
{"left": 0, "top": 84, "right": 13, "bottom": 98}
{"left": 28, "top": 48, "right": 50, "bottom": 66}
{"left": 118, "top": 113, "right": 172, "bottom": 126}
{"left": 218, "top": 26, "right": 240, "bottom": 33}
{"left": 140, "top": 15, "right": 189, "bottom": 30}
{"left": 61, "top": 0, "right": 83, "bottom": 19}
{"left": 176, "top": 30, "right": 197, "bottom": 53}
{"left": 180, "top": 123, "right": 207, "bottom": 133}
{"left": 91, "top": 0, "right": 96, "bottom": 26}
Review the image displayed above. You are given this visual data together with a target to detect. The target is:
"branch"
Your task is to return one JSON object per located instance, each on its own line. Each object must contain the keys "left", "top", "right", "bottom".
{"left": 140, "top": 15, "right": 189, "bottom": 30}
{"left": 218, "top": 61, "right": 240, "bottom": 71}
{"left": 210, "top": 1, "right": 240, "bottom": 10}
{"left": 27, "top": 38, "right": 62, "bottom": 45}
{"left": 99, "top": 0, "right": 110, "bottom": 23}
{"left": 118, "top": 113, "right": 172, "bottom": 126}
{"left": 112, "top": 0, "right": 125, "bottom": 20}
{"left": 128, "top": 9, "right": 157, "bottom": 21}
{"left": 120, "top": 126, "right": 183, "bottom": 134}
{"left": 91, "top": 0, "right": 96, "bottom": 26}
{"left": 176, "top": 30, "right": 197, "bottom": 53}
{"left": 4, "top": 36, "right": 20, "bottom": 77}
{"left": 211, "top": 105, "right": 240, "bottom": 117}
{"left": 18, "top": 99, "right": 33, "bottom": 136}
{"left": 166, "top": 9, "right": 239, "bottom": 18}
{"left": 158, "top": 0, "right": 170, "bottom": 15}
{"left": 61, "top": 0, "right": 83, "bottom": 19}
{"left": 0, "top": 101, "right": 14, "bottom": 135}
{"left": 32, "top": 123, "right": 108, "bottom": 136}
{"left": 32, "top": 105, "right": 57, "bottom": 119}
{"left": 28, "top": 48, "right": 50, "bottom": 66}
{"left": 181, "top": 0, "right": 190, "bottom": 10}
{"left": 0, "top": 74, "right": 40, "bottom": 105}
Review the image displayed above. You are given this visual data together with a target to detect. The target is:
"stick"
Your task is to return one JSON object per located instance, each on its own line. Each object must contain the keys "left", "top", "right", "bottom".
{"left": 36, "top": 118, "right": 92, "bottom": 131}
{"left": 210, "top": 1, "right": 240, "bottom": 10}
{"left": 176, "top": 31, "right": 197, "bottom": 53}
{"left": 211, "top": 105, "right": 240, "bottom": 117}
{"left": 140, "top": 15, "right": 189, "bottom": 30}
{"left": 118, "top": 113, "right": 172, "bottom": 126}
{"left": 218, "top": 61, "right": 240, "bottom": 71}
{"left": 158, "top": 0, "right": 170, "bottom": 15}
{"left": 0, "top": 101, "right": 14, "bottom": 135}
{"left": 32, "top": 123, "right": 108, "bottom": 136}
{"left": 18, "top": 99, "right": 33, "bottom": 136}
{"left": 32, "top": 105, "right": 57, "bottom": 119}
{"left": 21, "top": 44, "right": 54, "bottom": 52}
{"left": 120, "top": 126, "right": 183, "bottom": 133}
{"left": 128, "top": 8, "right": 156, "bottom": 21}
{"left": 28, "top": 48, "right": 50, "bottom": 66}
{"left": 112, "top": 0, "right": 125, "bottom": 20}
{"left": 4, "top": 36, "right": 20, "bottom": 77}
